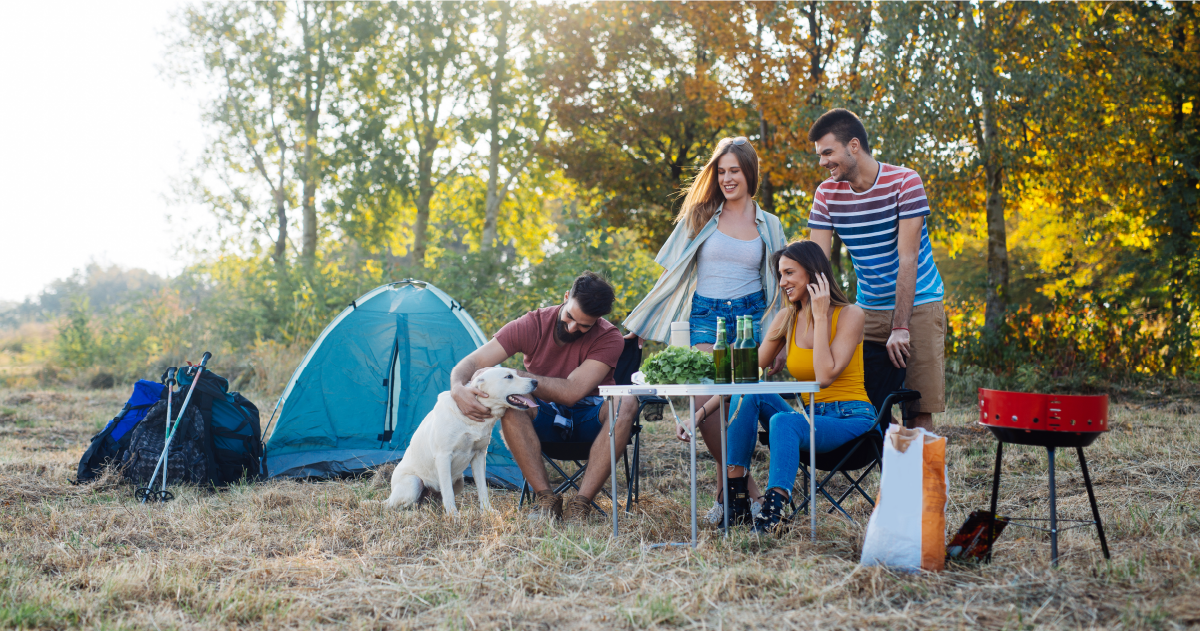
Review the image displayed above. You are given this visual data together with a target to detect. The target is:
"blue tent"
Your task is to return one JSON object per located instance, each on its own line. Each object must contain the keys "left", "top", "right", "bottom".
{"left": 263, "top": 279, "right": 523, "bottom": 488}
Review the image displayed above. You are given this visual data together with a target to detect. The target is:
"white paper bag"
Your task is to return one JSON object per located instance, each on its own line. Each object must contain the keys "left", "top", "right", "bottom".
{"left": 860, "top": 425, "right": 948, "bottom": 572}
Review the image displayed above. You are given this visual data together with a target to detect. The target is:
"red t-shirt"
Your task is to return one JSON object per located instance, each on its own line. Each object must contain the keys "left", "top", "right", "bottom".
{"left": 494, "top": 305, "right": 624, "bottom": 396}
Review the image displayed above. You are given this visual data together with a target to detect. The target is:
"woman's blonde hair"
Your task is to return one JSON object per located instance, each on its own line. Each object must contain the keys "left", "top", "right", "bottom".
{"left": 674, "top": 137, "right": 760, "bottom": 238}
{"left": 767, "top": 240, "right": 853, "bottom": 347}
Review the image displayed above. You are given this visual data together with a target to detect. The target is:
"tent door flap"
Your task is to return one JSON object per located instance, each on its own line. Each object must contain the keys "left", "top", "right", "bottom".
{"left": 380, "top": 314, "right": 409, "bottom": 445}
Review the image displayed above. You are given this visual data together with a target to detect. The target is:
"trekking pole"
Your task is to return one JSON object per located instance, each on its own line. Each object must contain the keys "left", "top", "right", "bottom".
{"left": 161, "top": 367, "right": 177, "bottom": 497}
{"left": 137, "top": 352, "right": 211, "bottom": 503}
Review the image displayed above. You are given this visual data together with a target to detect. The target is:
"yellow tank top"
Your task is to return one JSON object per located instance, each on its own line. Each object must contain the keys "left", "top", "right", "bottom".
{"left": 786, "top": 307, "right": 871, "bottom": 405}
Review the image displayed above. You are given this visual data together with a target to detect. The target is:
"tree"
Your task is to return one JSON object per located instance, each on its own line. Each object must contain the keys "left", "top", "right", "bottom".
{"left": 542, "top": 2, "right": 736, "bottom": 249}
{"left": 870, "top": 2, "right": 1082, "bottom": 329}
{"left": 344, "top": 2, "right": 478, "bottom": 268}
{"left": 174, "top": 2, "right": 351, "bottom": 268}
{"left": 471, "top": 2, "right": 553, "bottom": 253}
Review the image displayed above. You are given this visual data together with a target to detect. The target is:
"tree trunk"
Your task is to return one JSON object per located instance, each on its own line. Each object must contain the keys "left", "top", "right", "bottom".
{"left": 273, "top": 187, "right": 288, "bottom": 265}
{"left": 982, "top": 92, "right": 1009, "bottom": 331}
{"left": 301, "top": 116, "right": 318, "bottom": 265}
{"left": 480, "top": 3, "right": 511, "bottom": 252}
{"left": 412, "top": 132, "right": 437, "bottom": 268}
{"left": 298, "top": 3, "right": 326, "bottom": 266}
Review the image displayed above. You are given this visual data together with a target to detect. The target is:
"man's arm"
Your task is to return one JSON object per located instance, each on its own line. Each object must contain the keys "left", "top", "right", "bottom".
{"left": 514, "top": 359, "right": 610, "bottom": 407}
{"left": 450, "top": 338, "right": 512, "bottom": 422}
{"left": 888, "top": 216, "right": 923, "bottom": 368}
{"left": 811, "top": 228, "right": 833, "bottom": 259}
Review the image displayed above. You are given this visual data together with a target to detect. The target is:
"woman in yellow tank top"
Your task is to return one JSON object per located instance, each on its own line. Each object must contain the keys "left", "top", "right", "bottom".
{"left": 723, "top": 240, "right": 877, "bottom": 534}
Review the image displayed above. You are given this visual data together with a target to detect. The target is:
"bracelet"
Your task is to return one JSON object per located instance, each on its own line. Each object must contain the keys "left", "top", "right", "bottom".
{"left": 697, "top": 408, "right": 708, "bottom": 426}
{"left": 892, "top": 327, "right": 908, "bottom": 331}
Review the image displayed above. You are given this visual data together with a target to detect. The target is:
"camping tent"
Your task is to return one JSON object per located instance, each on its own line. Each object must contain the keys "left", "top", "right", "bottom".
{"left": 262, "top": 279, "right": 523, "bottom": 488}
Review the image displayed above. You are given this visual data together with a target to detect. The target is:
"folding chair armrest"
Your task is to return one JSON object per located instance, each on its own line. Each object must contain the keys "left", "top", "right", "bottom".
{"left": 876, "top": 389, "right": 922, "bottom": 430}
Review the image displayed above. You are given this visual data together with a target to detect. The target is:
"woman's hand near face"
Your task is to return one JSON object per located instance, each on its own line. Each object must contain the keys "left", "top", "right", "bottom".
{"left": 808, "top": 272, "right": 831, "bottom": 319}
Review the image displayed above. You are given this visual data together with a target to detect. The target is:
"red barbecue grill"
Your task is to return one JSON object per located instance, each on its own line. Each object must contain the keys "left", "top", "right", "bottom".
{"left": 978, "top": 388, "right": 1111, "bottom": 565}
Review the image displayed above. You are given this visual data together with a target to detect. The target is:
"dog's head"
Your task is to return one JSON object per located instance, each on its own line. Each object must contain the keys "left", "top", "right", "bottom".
{"left": 471, "top": 367, "right": 539, "bottom": 412}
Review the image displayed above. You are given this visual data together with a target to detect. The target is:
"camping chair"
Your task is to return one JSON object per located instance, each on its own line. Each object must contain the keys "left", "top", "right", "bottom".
{"left": 779, "top": 389, "right": 921, "bottom": 522}
{"left": 761, "top": 340, "right": 921, "bottom": 522}
{"left": 519, "top": 338, "right": 667, "bottom": 515}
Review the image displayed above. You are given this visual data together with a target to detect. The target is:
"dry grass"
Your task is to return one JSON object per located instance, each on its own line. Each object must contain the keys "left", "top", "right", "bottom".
{"left": 0, "top": 385, "right": 1197, "bottom": 630}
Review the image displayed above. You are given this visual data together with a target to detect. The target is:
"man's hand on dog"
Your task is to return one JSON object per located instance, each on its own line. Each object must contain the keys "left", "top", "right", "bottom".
{"left": 452, "top": 370, "right": 493, "bottom": 422}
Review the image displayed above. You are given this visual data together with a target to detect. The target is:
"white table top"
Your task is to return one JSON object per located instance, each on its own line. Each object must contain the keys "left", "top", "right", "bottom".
{"left": 599, "top": 381, "right": 821, "bottom": 397}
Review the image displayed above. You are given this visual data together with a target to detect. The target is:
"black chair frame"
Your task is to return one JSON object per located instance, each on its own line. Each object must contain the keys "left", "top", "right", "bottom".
{"left": 518, "top": 395, "right": 668, "bottom": 515}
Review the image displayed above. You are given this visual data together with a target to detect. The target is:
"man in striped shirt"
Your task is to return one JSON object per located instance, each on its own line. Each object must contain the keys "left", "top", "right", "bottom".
{"left": 806, "top": 108, "right": 946, "bottom": 429}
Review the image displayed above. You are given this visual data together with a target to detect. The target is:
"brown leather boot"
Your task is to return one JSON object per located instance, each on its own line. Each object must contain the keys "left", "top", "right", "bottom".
{"left": 527, "top": 490, "right": 563, "bottom": 521}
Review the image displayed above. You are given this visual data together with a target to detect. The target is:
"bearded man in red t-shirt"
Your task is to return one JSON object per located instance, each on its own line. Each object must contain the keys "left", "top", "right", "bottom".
{"left": 450, "top": 272, "right": 637, "bottom": 522}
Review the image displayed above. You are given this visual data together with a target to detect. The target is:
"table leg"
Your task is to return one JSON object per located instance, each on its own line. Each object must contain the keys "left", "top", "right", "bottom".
{"left": 809, "top": 393, "right": 816, "bottom": 541}
{"left": 720, "top": 395, "right": 728, "bottom": 537}
{"left": 609, "top": 395, "right": 618, "bottom": 539}
{"left": 690, "top": 396, "right": 698, "bottom": 548}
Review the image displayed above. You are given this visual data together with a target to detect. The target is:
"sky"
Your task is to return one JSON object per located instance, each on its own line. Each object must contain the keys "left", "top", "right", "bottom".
{"left": 0, "top": 0, "right": 207, "bottom": 303}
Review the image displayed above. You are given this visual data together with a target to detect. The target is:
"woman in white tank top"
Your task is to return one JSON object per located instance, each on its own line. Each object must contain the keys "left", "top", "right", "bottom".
{"left": 623, "top": 137, "right": 789, "bottom": 524}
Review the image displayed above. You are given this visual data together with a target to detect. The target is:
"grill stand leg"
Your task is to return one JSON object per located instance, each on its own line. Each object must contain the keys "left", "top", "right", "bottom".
{"left": 987, "top": 441, "right": 1003, "bottom": 563}
{"left": 1047, "top": 446, "right": 1058, "bottom": 567}
{"left": 1076, "top": 446, "right": 1110, "bottom": 559}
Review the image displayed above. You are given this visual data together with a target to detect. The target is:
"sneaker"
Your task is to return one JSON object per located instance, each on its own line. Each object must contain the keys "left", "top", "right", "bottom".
{"left": 705, "top": 498, "right": 764, "bottom": 526}
{"left": 752, "top": 491, "right": 792, "bottom": 536}
{"left": 527, "top": 490, "right": 563, "bottom": 521}
{"left": 564, "top": 495, "right": 594, "bottom": 522}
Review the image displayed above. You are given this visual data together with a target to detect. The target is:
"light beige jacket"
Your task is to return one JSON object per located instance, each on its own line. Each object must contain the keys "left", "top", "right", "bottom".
{"left": 623, "top": 201, "right": 789, "bottom": 343}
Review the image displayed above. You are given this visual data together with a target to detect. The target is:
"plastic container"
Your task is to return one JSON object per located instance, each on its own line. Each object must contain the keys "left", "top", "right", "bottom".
{"left": 669, "top": 322, "right": 690, "bottom": 348}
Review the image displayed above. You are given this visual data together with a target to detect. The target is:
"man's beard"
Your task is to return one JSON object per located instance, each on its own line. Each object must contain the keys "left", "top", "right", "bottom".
{"left": 554, "top": 308, "right": 586, "bottom": 344}
{"left": 833, "top": 150, "right": 858, "bottom": 182}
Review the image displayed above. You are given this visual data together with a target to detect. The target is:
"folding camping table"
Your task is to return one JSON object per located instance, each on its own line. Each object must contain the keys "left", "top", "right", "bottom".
{"left": 599, "top": 381, "right": 822, "bottom": 548}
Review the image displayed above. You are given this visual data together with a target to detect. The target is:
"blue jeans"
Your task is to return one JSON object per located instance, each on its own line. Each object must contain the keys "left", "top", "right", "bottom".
{"left": 689, "top": 291, "right": 766, "bottom": 346}
{"left": 726, "top": 395, "right": 877, "bottom": 496}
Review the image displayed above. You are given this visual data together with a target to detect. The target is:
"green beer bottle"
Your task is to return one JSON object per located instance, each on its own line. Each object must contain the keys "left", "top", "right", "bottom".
{"left": 713, "top": 317, "right": 732, "bottom": 384}
{"left": 743, "top": 315, "right": 760, "bottom": 383}
{"left": 729, "top": 315, "right": 744, "bottom": 383}
{"left": 733, "top": 316, "right": 750, "bottom": 384}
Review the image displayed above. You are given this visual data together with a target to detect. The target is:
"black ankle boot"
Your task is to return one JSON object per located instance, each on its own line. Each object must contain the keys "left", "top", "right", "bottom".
{"left": 753, "top": 490, "right": 792, "bottom": 536}
{"left": 725, "top": 475, "right": 753, "bottom": 525}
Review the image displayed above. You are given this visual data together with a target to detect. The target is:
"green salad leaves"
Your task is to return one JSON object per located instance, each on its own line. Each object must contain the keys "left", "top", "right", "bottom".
{"left": 641, "top": 346, "right": 714, "bottom": 384}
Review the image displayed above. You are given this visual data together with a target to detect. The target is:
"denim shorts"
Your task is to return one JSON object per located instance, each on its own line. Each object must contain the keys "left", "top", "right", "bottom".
{"left": 530, "top": 396, "right": 605, "bottom": 443}
{"left": 689, "top": 291, "right": 767, "bottom": 346}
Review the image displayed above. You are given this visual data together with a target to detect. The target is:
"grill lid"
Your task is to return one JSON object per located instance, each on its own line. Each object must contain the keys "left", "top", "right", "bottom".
{"left": 978, "top": 389, "right": 1109, "bottom": 434}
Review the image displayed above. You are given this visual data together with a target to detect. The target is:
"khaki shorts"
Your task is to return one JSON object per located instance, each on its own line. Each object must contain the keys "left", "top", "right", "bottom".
{"left": 862, "top": 301, "right": 946, "bottom": 414}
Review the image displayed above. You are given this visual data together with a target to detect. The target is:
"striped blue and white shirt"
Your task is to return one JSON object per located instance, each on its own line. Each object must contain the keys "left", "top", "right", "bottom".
{"left": 808, "top": 163, "right": 945, "bottom": 310}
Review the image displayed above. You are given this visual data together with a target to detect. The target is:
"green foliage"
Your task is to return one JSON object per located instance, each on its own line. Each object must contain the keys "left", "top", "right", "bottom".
{"left": 947, "top": 292, "right": 1199, "bottom": 392}
{"left": 641, "top": 346, "right": 713, "bottom": 385}
{"left": 54, "top": 297, "right": 95, "bottom": 368}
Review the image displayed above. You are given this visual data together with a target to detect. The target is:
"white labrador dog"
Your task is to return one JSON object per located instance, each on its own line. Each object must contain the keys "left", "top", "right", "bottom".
{"left": 383, "top": 366, "right": 537, "bottom": 517}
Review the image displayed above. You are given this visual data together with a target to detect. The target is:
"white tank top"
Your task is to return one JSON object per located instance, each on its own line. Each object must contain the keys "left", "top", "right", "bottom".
{"left": 695, "top": 230, "right": 763, "bottom": 299}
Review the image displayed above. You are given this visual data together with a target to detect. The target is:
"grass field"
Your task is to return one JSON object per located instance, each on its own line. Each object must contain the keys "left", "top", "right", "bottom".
{"left": 0, "top": 384, "right": 1197, "bottom": 630}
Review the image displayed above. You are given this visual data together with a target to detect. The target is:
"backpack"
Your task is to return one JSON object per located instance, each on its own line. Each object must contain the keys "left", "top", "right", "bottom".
{"left": 176, "top": 369, "right": 265, "bottom": 484}
{"left": 76, "top": 380, "right": 165, "bottom": 483}
{"left": 121, "top": 398, "right": 213, "bottom": 486}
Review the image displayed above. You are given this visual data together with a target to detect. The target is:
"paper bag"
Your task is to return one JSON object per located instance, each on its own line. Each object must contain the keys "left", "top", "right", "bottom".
{"left": 860, "top": 425, "right": 948, "bottom": 572}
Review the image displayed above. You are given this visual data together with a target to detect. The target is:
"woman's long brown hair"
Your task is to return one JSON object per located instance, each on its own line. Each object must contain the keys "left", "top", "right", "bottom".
{"left": 674, "top": 138, "right": 760, "bottom": 238}
{"left": 767, "top": 240, "right": 853, "bottom": 346}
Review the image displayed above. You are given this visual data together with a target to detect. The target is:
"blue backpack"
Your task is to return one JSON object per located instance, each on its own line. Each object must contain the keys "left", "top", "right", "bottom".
{"left": 76, "top": 380, "right": 165, "bottom": 482}
{"left": 175, "top": 369, "right": 265, "bottom": 484}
